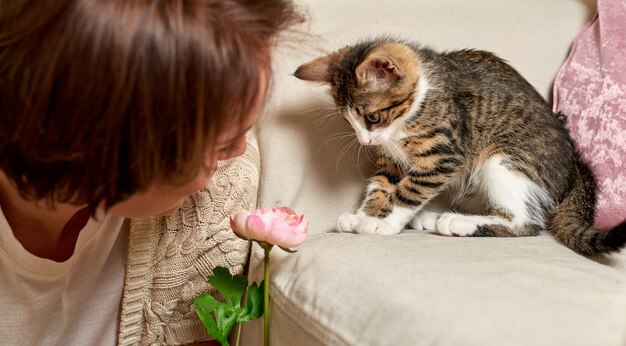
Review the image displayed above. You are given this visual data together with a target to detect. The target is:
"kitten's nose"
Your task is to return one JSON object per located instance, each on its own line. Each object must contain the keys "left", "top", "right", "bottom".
{"left": 356, "top": 130, "right": 376, "bottom": 146}
{"left": 359, "top": 138, "right": 374, "bottom": 146}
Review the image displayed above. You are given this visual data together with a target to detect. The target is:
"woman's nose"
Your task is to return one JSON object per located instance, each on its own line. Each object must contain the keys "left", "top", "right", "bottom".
{"left": 225, "top": 137, "right": 247, "bottom": 160}
{"left": 218, "top": 136, "right": 247, "bottom": 161}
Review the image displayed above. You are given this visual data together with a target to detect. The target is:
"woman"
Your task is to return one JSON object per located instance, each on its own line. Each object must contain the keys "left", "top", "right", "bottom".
{"left": 0, "top": 0, "right": 300, "bottom": 344}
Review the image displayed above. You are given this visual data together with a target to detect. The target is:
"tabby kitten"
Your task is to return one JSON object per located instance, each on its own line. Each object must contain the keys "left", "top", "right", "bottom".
{"left": 294, "top": 37, "right": 626, "bottom": 256}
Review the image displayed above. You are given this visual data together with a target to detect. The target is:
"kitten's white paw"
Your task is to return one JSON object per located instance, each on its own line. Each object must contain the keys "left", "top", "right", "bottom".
{"left": 435, "top": 213, "right": 480, "bottom": 236}
{"left": 358, "top": 217, "right": 400, "bottom": 235}
{"left": 410, "top": 211, "right": 441, "bottom": 231}
{"left": 336, "top": 212, "right": 362, "bottom": 233}
{"left": 337, "top": 212, "right": 402, "bottom": 235}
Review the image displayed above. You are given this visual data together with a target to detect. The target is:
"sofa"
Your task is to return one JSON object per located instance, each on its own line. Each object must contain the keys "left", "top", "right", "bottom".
{"left": 239, "top": 0, "right": 626, "bottom": 345}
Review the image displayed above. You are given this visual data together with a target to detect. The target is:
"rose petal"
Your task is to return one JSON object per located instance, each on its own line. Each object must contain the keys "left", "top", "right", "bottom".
{"left": 231, "top": 213, "right": 251, "bottom": 239}
{"left": 267, "top": 219, "right": 306, "bottom": 248}
{"left": 276, "top": 206, "right": 296, "bottom": 216}
{"left": 231, "top": 207, "right": 308, "bottom": 248}
{"left": 246, "top": 214, "right": 270, "bottom": 242}
{"left": 270, "top": 229, "right": 307, "bottom": 249}
{"left": 295, "top": 217, "right": 309, "bottom": 235}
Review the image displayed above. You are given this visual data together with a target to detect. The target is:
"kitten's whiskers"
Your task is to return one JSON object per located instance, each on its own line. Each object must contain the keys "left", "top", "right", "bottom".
{"left": 321, "top": 131, "right": 356, "bottom": 149}
{"left": 382, "top": 141, "right": 411, "bottom": 172}
{"left": 336, "top": 137, "right": 360, "bottom": 172}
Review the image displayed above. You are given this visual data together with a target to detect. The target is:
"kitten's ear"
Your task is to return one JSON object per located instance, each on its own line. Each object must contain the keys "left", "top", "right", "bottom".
{"left": 294, "top": 47, "right": 349, "bottom": 84}
{"left": 355, "top": 56, "right": 400, "bottom": 91}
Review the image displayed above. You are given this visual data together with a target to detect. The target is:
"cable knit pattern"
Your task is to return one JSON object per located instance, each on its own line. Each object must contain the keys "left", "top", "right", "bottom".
{"left": 552, "top": 0, "right": 626, "bottom": 229}
{"left": 118, "top": 132, "right": 260, "bottom": 346}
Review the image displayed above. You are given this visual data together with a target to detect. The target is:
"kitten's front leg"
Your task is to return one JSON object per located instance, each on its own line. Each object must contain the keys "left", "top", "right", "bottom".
{"left": 337, "top": 175, "right": 396, "bottom": 234}
{"left": 337, "top": 174, "right": 417, "bottom": 235}
{"left": 338, "top": 175, "right": 403, "bottom": 235}
{"left": 340, "top": 166, "right": 456, "bottom": 235}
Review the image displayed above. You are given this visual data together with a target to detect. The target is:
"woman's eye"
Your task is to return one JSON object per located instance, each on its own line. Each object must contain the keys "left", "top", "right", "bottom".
{"left": 366, "top": 112, "right": 381, "bottom": 124}
{"left": 219, "top": 145, "right": 235, "bottom": 155}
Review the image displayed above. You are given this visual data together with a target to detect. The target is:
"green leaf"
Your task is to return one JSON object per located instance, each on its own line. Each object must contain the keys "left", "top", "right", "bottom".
{"left": 238, "top": 280, "right": 265, "bottom": 323}
{"left": 193, "top": 293, "right": 221, "bottom": 341}
{"left": 214, "top": 305, "right": 238, "bottom": 345}
{"left": 207, "top": 267, "right": 248, "bottom": 307}
{"left": 194, "top": 293, "right": 237, "bottom": 346}
{"left": 195, "top": 266, "right": 266, "bottom": 346}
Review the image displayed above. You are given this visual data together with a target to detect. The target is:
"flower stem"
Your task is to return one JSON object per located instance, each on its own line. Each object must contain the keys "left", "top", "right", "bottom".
{"left": 263, "top": 244, "right": 271, "bottom": 346}
{"left": 235, "top": 322, "right": 242, "bottom": 346}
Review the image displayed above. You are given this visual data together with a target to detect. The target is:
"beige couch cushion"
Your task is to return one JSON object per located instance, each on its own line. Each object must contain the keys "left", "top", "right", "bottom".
{"left": 242, "top": 0, "right": 626, "bottom": 345}
{"left": 243, "top": 234, "right": 626, "bottom": 345}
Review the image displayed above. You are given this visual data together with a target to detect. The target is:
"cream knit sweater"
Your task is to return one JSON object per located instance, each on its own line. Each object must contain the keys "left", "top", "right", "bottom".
{"left": 118, "top": 132, "right": 260, "bottom": 346}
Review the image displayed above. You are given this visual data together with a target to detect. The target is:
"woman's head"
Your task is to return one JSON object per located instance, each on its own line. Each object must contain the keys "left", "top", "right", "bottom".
{"left": 0, "top": 0, "right": 300, "bottom": 215}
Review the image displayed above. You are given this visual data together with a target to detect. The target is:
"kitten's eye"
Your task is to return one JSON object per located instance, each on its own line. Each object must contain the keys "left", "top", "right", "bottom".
{"left": 366, "top": 112, "right": 381, "bottom": 124}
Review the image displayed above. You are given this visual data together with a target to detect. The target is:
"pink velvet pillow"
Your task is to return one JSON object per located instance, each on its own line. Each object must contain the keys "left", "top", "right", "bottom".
{"left": 552, "top": 0, "right": 626, "bottom": 230}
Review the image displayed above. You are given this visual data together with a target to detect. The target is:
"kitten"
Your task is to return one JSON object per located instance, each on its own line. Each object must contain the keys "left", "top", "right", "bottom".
{"left": 294, "top": 37, "right": 626, "bottom": 256}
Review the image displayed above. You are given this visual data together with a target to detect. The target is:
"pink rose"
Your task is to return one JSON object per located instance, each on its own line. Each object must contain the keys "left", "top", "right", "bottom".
{"left": 230, "top": 207, "right": 309, "bottom": 249}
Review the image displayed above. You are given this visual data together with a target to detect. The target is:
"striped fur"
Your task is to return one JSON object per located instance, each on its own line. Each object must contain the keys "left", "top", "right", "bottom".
{"left": 295, "top": 37, "right": 626, "bottom": 256}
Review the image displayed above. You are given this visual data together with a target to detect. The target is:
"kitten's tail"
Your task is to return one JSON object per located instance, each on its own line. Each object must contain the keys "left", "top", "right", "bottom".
{"left": 550, "top": 158, "right": 626, "bottom": 256}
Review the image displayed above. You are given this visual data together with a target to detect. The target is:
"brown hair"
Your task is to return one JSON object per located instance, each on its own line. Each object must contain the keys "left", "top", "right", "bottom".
{"left": 0, "top": 0, "right": 301, "bottom": 210}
